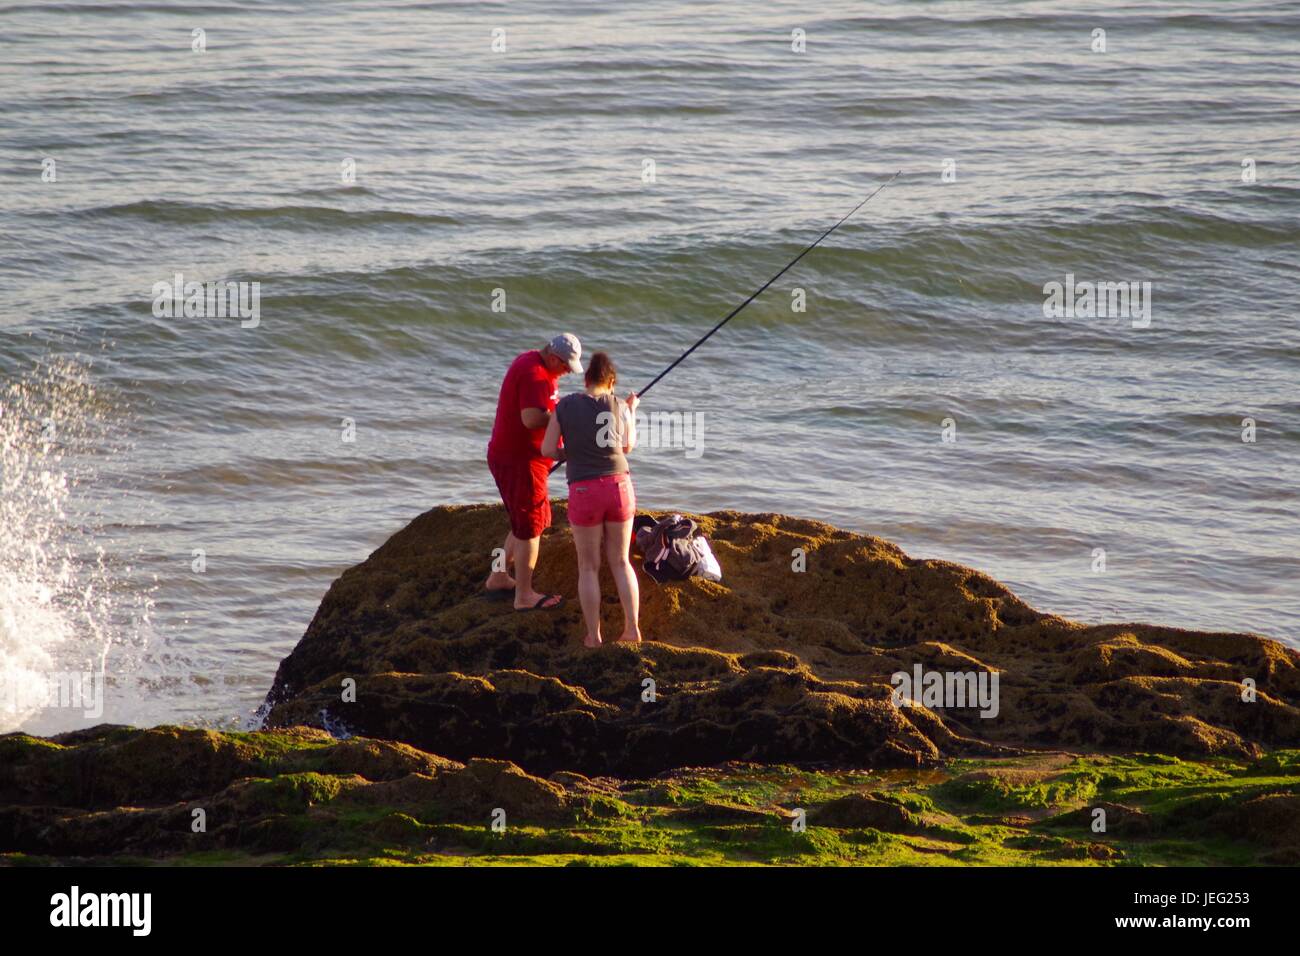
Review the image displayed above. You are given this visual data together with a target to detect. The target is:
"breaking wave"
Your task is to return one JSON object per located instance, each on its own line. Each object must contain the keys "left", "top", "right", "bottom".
{"left": 0, "top": 358, "right": 155, "bottom": 732}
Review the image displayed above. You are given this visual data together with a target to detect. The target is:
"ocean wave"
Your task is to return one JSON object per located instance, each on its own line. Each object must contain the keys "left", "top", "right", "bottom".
{"left": 69, "top": 199, "right": 460, "bottom": 230}
{"left": 0, "top": 2, "right": 279, "bottom": 14}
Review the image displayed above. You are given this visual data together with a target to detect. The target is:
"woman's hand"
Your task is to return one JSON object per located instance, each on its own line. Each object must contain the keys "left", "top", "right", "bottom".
{"left": 622, "top": 392, "right": 638, "bottom": 453}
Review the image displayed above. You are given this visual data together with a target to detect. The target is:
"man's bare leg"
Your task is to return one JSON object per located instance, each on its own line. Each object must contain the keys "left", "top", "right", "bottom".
{"left": 485, "top": 531, "right": 517, "bottom": 591}
{"left": 512, "top": 533, "right": 558, "bottom": 609}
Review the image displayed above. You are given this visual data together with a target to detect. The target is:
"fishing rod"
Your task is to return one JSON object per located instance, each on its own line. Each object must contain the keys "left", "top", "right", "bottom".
{"left": 638, "top": 171, "right": 900, "bottom": 398}
{"left": 549, "top": 170, "right": 901, "bottom": 475}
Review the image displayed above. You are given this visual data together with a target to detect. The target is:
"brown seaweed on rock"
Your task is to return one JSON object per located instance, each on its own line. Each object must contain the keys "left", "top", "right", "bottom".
{"left": 260, "top": 503, "right": 1300, "bottom": 776}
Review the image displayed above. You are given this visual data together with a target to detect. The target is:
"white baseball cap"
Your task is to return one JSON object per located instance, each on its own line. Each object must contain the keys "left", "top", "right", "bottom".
{"left": 548, "top": 333, "right": 583, "bottom": 373}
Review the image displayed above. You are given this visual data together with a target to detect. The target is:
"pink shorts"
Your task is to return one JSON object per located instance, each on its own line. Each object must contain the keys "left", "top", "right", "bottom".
{"left": 568, "top": 473, "right": 635, "bottom": 527}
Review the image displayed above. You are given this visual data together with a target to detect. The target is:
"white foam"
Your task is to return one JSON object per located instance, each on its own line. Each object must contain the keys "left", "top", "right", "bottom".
{"left": 0, "top": 359, "right": 149, "bottom": 732}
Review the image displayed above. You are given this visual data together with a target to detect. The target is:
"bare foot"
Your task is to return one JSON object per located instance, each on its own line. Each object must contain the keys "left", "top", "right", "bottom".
{"left": 583, "top": 633, "right": 602, "bottom": 648}
{"left": 485, "top": 570, "right": 516, "bottom": 592}
{"left": 614, "top": 630, "right": 642, "bottom": 644}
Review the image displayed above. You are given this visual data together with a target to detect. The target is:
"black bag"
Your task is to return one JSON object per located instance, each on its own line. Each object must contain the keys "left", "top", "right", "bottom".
{"left": 635, "top": 514, "right": 705, "bottom": 583}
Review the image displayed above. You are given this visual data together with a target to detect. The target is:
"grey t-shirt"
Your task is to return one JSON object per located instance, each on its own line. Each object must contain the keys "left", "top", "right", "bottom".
{"left": 555, "top": 392, "right": 630, "bottom": 484}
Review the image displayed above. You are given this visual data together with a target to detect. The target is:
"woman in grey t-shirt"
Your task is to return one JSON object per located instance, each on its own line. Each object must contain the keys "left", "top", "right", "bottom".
{"left": 541, "top": 352, "right": 641, "bottom": 647}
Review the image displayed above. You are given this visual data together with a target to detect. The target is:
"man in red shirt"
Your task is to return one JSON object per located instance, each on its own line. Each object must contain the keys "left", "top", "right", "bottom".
{"left": 485, "top": 333, "right": 583, "bottom": 610}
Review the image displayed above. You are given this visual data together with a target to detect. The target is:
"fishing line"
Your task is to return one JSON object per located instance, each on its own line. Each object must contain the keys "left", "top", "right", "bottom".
{"left": 549, "top": 170, "right": 902, "bottom": 475}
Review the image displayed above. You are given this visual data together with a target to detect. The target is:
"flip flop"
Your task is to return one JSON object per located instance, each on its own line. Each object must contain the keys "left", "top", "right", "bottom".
{"left": 516, "top": 593, "right": 564, "bottom": 612}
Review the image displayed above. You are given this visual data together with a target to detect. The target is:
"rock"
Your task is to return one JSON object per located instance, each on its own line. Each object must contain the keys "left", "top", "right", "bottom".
{"left": 1048, "top": 801, "right": 1154, "bottom": 837}
{"left": 3, "top": 730, "right": 1297, "bottom": 865}
{"left": 1060, "top": 840, "right": 1125, "bottom": 862}
{"left": 260, "top": 504, "right": 1300, "bottom": 776}
{"left": 671, "top": 802, "right": 778, "bottom": 824}
{"left": 1210, "top": 793, "right": 1300, "bottom": 849}
{"left": 0, "top": 725, "right": 575, "bottom": 857}
{"left": 0, "top": 724, "right": 452, "bottom": 810}
{"left": 429, "top": 758, "right": 573, "bottom": 823}
{"left": 1004, "top": 832, "right": 1124, "bottom": 861}
{"left": 810, "top": 793, "right": 916, "bottom": 831}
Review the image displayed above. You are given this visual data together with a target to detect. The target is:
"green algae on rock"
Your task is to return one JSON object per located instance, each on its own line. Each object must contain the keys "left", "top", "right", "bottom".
{"left": 3, "top": 726, "right": 1298, "bottom": 866}
{"left": 260, "top": 504, "right": 1300, "bottom": 776}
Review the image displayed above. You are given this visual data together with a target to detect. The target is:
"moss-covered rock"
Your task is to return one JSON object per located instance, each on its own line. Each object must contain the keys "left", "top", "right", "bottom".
{"left": 0, "top": 724, "right": 454, "bottom": 810}
{"left": 810, "top": 793, "right": 917, "bottom": 831}
{"left": 259, "top": 504, "right": 1300, "bottom": 776}
{"left": 3, "top": 727, "right": 1298, "bottom": 865}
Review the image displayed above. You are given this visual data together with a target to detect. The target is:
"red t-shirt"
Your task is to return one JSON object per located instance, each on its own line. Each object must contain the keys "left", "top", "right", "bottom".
{"left": 488, "top": 350, "right": 560, "bottom": 463}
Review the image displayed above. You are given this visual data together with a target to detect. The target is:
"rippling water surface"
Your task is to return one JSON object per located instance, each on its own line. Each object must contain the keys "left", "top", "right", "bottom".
{"left": 1, "top": 1, "right": 1298, "bottom": 733}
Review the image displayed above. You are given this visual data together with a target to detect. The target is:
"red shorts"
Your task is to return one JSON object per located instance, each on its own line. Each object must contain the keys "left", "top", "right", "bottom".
{"left": 488, "top": 454, "right": 552, "bottom": 539}
{"left": 568, "top": 473, "right": 635, "bottom": 527}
